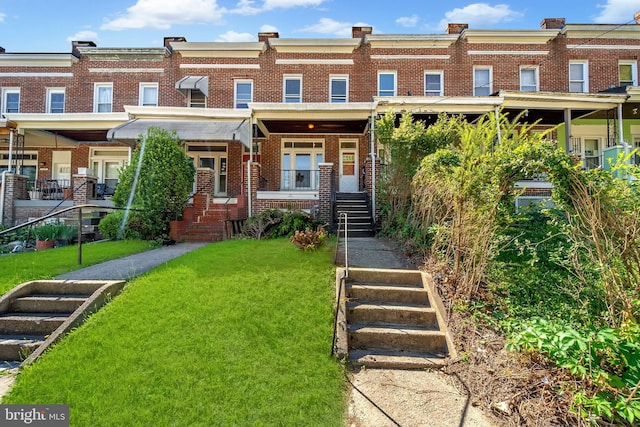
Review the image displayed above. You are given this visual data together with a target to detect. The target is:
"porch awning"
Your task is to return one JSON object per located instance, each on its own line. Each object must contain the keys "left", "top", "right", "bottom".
{"left": 107, "top": 119, "right": 251, "bottom": 147}
{"left": 175, "top": 76, "right": 208, "bottom": 97}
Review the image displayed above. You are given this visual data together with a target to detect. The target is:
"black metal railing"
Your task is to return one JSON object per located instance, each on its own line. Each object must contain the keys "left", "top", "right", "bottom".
{"left": 257, "top": 169, "right": 320, "bottom": 191}
{"left": 29, "top": 178, "right": 71, "bottom": 201}
{"left": 331, "top": 212, "right": 348, "bottom": 357}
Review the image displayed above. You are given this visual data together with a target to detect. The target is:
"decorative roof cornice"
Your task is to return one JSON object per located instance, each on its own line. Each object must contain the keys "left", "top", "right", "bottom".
{"left": 461, "top": 29, "right": 559, "bottom": 44}
{"left": 366, "top": 34, "right": 458, "bottom": 49}
{"left": 560, "top": 24, "right": 640, "bottom": 39}
{"left": 171, "top": 42, "right": 266, "bottom": 58}
{"left": 267, "top": 38, "right": 361, "bottom": 54}
{"left": 76, "top": 47, "right": 169, "bottom": 61}
{"left": 0, "top": 53, "right": 78, "bottom": 67}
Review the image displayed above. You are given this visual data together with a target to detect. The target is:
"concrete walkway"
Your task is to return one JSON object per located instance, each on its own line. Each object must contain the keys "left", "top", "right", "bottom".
{"left": 56, "top": 242, "right": 208, "bottom": 281}
{"left": 336, "top": 236, "right": 412, "bottom": 270}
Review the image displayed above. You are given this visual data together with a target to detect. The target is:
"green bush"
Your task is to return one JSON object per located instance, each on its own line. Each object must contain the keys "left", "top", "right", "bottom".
{"left": 243, "top": 209, "right": 323, "bottom": 240}
{"left": 99, "top": 210, "right": 148, "bottom": 240}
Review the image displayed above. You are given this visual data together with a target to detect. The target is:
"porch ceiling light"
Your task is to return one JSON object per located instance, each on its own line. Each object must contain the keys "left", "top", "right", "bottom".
{"left": 308, "top": 123, "right": 314, "bottom": 129}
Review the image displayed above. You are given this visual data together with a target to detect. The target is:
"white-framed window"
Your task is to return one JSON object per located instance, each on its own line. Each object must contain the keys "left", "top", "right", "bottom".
{"left": 90, "top": 147, "right": 130, "bottom": 197}
{"left": 330, "top": 75, "right": 348, "bottom": 103}
{"left": 283, "top": 75, "right": 302, "bottom": 103}
{"left": 93, "top": 83, "right": 113, "bottom": 113}
{"left": 378, "top": 71, "right": 396, "bottom": 97}
{"left": 188, "top": 90, "right": 206, "bottom": 108}
{"left": 282, "top": 140, "right": 324, "bottom": 190}
{"left": 424, "top": 71, "right": 443, "bottom": 96}
{"left": 46, "top": 88, "right": 65, "bottom": 113}
{"left": 473, "top": 66, "right": 492, "bottom": 96}
{"left": 583, "top": 137, "right": 600, "bottom": 170}
{"left": 519, "top": 66, "right": 539, "bottom": 92}
{"left": 619, "top": 61, "right": 638, "bottom": 87}
{"left": 139, "top": 83, "right": 158, "bottom": 107}
{"left": 0, "top": 151, "right": 37, "bottom": 187}
{"left": 569, "top": 61, "right": 589, "bottom": 93}
{"left": 234, "top": 80, "right": 253, "bottom": 109}
{"left": 2, "top": 88, "right": 20, "bottom": 114}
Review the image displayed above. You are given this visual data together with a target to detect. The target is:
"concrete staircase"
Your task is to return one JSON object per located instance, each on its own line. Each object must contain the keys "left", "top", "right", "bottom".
{"left": 335, "top": 268, "right": 455, "bottom": 369}
{"left": 334, "top": 192, "right": 374, "bottom": 238}
{"left": 0, "top": 280, "right": 125, "bottom": 369}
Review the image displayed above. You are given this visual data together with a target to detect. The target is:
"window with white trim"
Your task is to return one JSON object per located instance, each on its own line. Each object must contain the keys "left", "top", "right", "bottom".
{"left": 46, "top": 88, "right": 65, "bottom": 113}
{"left": 282, "top": 140, "right": 324, "bottom": 190}
{"left": 283, "top": 75, "right": 302, "bottom": 103}
{"left": 90, "top": 148, "right": 129, "bottom": 197}
{"left": 569, "top": 61, "right": 588, "bottom": 93}
{"left": 330, "top": 75, "right": 348, "bottom": 103}
{"left": 519, "top": 66, "right": 539, "bottom": 92}
{"left": 139, "top": 83, "right": 158, "bottom": 107}
{"left": 2, "top": 88, "right": 20, "bottom": 114}
{"left": 424, "top": 71, "right": 443, "bottom": 96}
{"left": 619, "top": 61, "right": 638, "bottom": 87}
{"left": 188, "top": 90, "right": 206, "bottom": 108}
{"left": 94, "top": 83, "right": 113, "bottom": 113}
{"left": 378, "top": 71, "right": 396, "bottom": 97}
{"left": 473, "top": 67, "right": 492, "bottom": 96}
{"left": 234, "top": 80, "right": 253, "bottom": 109}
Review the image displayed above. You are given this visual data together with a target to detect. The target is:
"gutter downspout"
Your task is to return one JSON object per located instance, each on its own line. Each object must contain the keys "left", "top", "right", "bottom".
{"left": 618, "top": 102, "right": 630, "bottom": 181}
{"left": 494, "top": 105, "right": 501, "bottom": 145}
{"left": 247, "top": 116, "right": 254, "bottom": 218}
{"left": 370, "top": 105, "right": 376, "bottom": 226}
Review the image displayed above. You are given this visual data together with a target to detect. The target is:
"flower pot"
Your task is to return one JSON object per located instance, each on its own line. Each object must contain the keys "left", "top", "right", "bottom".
{"left": 29, "top": 190, "right": 42, "bottom": 200}
{"left": 35, "top": 240, "right": 55, "bottom": 250}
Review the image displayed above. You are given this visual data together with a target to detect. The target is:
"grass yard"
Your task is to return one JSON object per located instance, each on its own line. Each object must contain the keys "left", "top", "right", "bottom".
{"left": 0, "top": 240, "right": 153, "bottom": 296}
{"left": 4, "top": 239, "right": 346, "bottom": 426}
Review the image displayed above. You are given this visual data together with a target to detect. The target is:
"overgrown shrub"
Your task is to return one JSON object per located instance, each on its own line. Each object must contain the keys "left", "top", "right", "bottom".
{"left": 99, "top": 209, "right": 148, "bottom": 240}
{"left": 243, "top": 209, "right": 323, "bottom": 240}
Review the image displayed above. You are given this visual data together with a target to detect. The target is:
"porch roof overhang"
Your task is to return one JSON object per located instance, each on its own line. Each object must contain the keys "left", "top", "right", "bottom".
{"left": 374, "top": 96, "right": 502, "bottom": 115}
{"left": 250, "top": 102, "right": 376, "bottom": 136}
{"left": 2, "top": 112, "right": 130, "bottom": 146}
{"left": 107, "top": 118, "right": 251, "bottom": 147}
{"left": 498, "top": 90, "right": 627, "bottom": 111}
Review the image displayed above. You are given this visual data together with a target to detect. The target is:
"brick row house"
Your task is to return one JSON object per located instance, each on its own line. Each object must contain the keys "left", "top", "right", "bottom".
{"left": 1, "top": 16, "right": 639, "bottom": 240}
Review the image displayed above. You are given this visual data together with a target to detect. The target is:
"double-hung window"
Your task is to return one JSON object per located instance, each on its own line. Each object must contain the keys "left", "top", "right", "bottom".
{"left": 282, "top": 140, "right": 324, "bottom": 191}
{"left": 619, "top": 61, "right": 638, "bottom": 87}
{"left": 94, "top": 83, "right": 113, "bottom": 113}
{"left": 139, "top": 83, "right": 158, "bottom": 107}
{"left": 378, "top": 71, "right": 396, "bottom": 97}
{"left": 330, "top": 75, "right": 348, "bottom": 103}
{"left": 569, "top": 61, "right": 588, "bottom": 93}
{"left": 2, "top": 88, "right": 20, "bottom": 114}
{"left": 46, "top": 88, "right": 65, "bottom": 113}
{"left": 234, "top": 80, "right": 253, "bottom": 108}
{"left": 519, "top": 66, "right": 539, "bottom": 92}
{"left": 424, "top": 71, "right": 443, "bottom": 96}
{"left": 473, "top": 67, "right": 492, "bottom": 96}
{"left": 283, "top": 75, "right": 302, "bottom": 103}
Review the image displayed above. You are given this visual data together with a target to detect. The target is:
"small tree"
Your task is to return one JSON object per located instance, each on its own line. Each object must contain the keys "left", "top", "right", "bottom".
{"left": 103, "top": 127, "right": 195, "bottom": 240}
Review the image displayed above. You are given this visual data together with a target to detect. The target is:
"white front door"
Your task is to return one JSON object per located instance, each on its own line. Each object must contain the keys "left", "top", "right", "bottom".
{"left": 339, "top": 140, "right": 358, "bottom": 192}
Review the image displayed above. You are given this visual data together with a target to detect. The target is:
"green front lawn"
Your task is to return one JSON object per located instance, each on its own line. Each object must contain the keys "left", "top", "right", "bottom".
{"left": 4, "top": 239, "right": 346, "bottom": 426}
{"left": 0, "top": 240, "right": 153, "bottom": 296}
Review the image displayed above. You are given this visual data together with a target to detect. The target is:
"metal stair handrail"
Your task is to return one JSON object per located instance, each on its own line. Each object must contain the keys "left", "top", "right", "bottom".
{"left": 331, "top": 212, "right": 348, "bottom": 356}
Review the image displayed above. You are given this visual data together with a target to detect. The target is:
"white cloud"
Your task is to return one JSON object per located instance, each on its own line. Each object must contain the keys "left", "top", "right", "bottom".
{"left": 260, "top": 24, "right": 279, "bottom": 32}
{"left": 0, "top": 12, "right": 6, "bottom": 23}
{"left": 66, "top": 30, "right": 99, "bottom": 43}
{"left": 594, "top": 0, "right": 639, "bottom": 23}
{"left": 396, "top": 15, "right": 419, "bottom": 28}
{"left": 298, "top": 17, "right": 365, "bottom": 37}
{"left": 232, "top": 0, "right": 327, "bottom": 15}
{"left": 215, "top": 30, "right": 256, "bottom": 42}
{"left": 438, "top": 3, "right": 523, "bottom": 30}
{"left": 101, "top": 0, "right": 226, "bottom": 30}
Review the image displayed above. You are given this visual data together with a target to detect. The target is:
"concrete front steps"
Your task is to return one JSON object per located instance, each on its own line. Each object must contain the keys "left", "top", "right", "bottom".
{"left": 0, "top": 280, "right": 125, "bottom": 369}
{"left": 335, "top": 268, "right": 456, "bottom": 370}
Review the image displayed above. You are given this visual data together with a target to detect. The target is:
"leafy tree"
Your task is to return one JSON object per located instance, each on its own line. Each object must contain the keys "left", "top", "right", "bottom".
{"left": 104, "top": 127, "right": 195, "bottom": 240}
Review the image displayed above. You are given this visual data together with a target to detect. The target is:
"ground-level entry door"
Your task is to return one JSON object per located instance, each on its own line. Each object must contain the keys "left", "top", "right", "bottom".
{"left": 339, "top": 140, "right": 358, "bottom": 192}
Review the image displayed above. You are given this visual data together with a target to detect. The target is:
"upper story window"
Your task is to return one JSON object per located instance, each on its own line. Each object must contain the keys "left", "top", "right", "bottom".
{"left": 189, "top": 91, "right": 206, "bottom": 108}
{"left": 283, "top": 75, "right": 302, "bottom": 103}
{"left": 2, "top": 88, "right": 20, "bottom": 114}
{"left": 619, "top": 61, "right": 638, "bottom": 87}
{"left": 94, "top": 83, "right": 113, "bottom": 113}
{"left": 330, "top": 75, "right": 348, "bottom": 103}
{"left": 378, "top": 71, "right": 396, "bottom": 97}
{"left": 424, "top": 71, "right": 443, "bottom": 96}
{"left": 519, "top": 66, "right": 539, "bottom": 92}
{"left": 139, "top": 83, "right": 158, "bottom": 107}
{"left": 46, "top": 88, "right": 65, "bottom": 113}
{"left": 569, "top": 61, "right": 589, "bottom": 93}
{"left": 234, "top": 80, "right": 253, "bottom": 109}
{"left": 473, "top": 67, "right": 492, "bottom": 96}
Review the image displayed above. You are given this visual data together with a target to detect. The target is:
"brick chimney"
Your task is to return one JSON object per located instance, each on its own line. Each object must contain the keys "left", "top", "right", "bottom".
{"left": 0, "top": 47, "right": 5, "bottom": 54}
{"left": 164, "top": 36, "right": 186, "bottom": 51}
{"left": 540, "top": 18, "right": 565, "bottom": 29}
{"left": 352, "top": 26, "right": 373, "bottom": 39}
{"left": 635, "top": 11, "right": 640, "bottom": 24}
{"left": 446, "top": 23, "right": 468, "bottom": 34}
{"left": 258, "top": 32, "right": 279, "bottom": 42}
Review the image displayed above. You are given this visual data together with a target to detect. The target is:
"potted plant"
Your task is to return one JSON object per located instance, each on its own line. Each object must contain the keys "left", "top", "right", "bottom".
{"left": 28, "top": 186, "right": 42, "bottom": 200}
{"left": 33, "top": 223, "right": 60, "bottom": 250}
{"left": 55, "top": 224, "right": 78, "bottom": 247}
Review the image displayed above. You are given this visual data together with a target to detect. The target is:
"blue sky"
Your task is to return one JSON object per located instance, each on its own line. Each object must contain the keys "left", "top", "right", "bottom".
{"left": 0, "top": 0, "right": 638, "bottom": 52}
